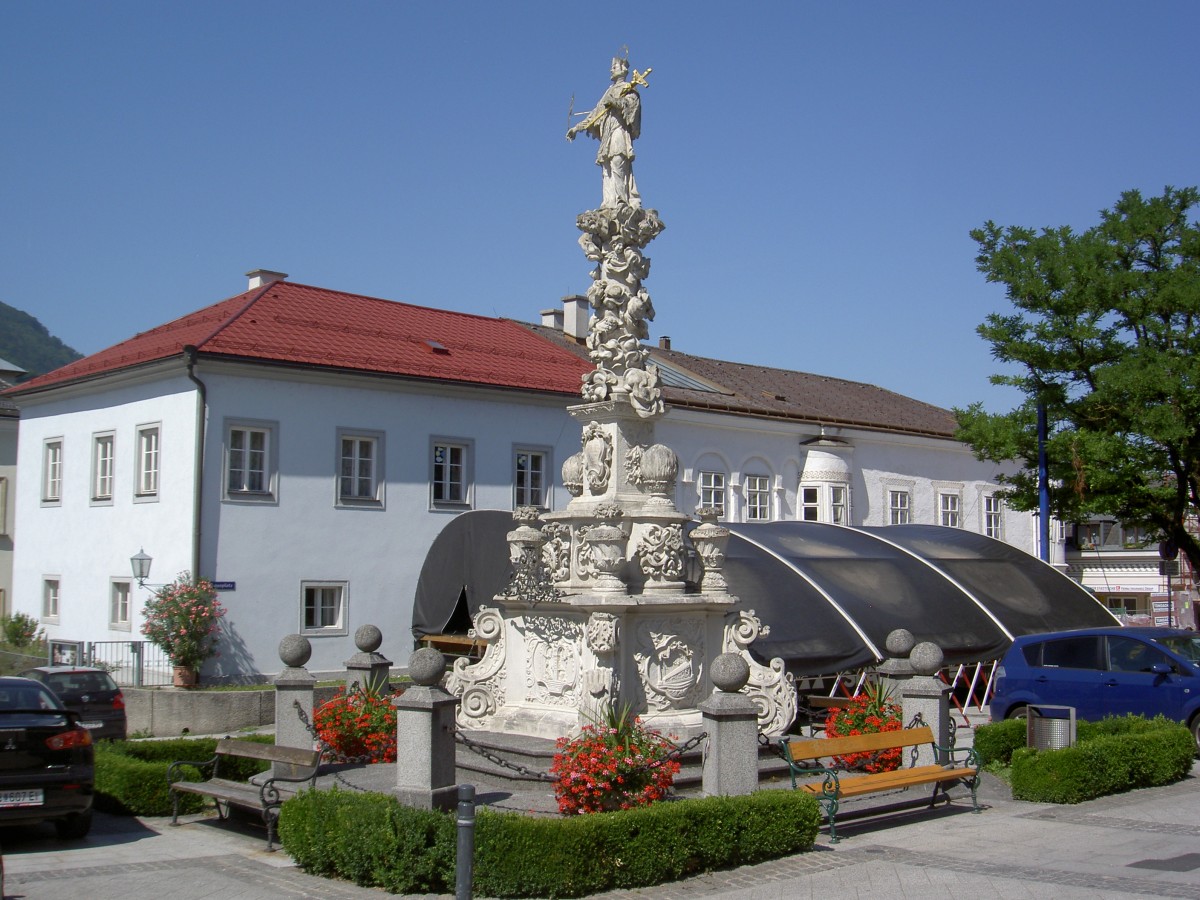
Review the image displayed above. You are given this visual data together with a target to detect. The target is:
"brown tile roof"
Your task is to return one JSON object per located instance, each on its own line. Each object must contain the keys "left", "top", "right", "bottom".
{"left": 521, "top": 323, "right": 958, "bottom": 439}
{"left": 7, "top": 282, "right": 590, "bottom": 397}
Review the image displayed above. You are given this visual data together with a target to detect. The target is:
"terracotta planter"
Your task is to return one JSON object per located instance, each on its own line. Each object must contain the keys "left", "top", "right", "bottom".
{"left": 172, "top": 665, "right": 198, "bottom": 688}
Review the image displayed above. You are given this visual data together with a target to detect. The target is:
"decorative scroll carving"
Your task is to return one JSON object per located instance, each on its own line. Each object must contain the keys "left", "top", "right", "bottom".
{"left": 585, "top": 611, "right": 619, "bottom": 655}
{"left": 542, "top": 523, "right": 571, "bottom": 583}
{"left": 637, "top": 523, "right": 685, "bottom": 584}
{"left": 519, "top": 616, "right": 583, "bottom": 706}
{"left": 581, "top": 423, "right": 612, "bottom": 493}
{"left": 722, "top": 609, "right": 798, "bottom": 738}
{"left": 446, "top": 606, "right": 507, "bottom": 729}
{"left": 634, "top": 619, "right": 703, "bottom": 712}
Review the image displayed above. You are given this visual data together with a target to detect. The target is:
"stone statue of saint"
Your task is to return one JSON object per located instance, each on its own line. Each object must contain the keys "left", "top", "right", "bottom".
{"left": 567, "top": 57, "right": 644, "bottom": 209}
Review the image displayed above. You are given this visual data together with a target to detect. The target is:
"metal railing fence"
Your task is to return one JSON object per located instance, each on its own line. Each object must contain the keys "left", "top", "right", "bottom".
{"left": 48, "top": 639, "right": 174, "bottom": 687}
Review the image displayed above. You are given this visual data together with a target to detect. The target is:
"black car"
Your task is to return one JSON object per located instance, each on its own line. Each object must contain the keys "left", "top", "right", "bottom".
{"left": 21, "top": 666, "right": 127, "bottom": 742}
{"left": 0, "top": 676, "right": 94, "bottom": 839}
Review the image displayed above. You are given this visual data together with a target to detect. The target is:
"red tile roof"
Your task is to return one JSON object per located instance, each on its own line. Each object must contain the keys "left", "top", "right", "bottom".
{"left": 8, "top": 282, "right": 591, "bottom": 396}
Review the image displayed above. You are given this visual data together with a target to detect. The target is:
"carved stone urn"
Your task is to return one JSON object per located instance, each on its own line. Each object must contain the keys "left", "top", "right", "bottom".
{"left": 507, "top": 507, "right": 545, "bottom": 566}
{"left": 584, "top": 503, "right": 627, "bottom": 592}
{"left": 637, "top": 443, "right": 678, "bottom": 502}
{"left": 691, "top": 507, "right": 730, "bottom": 593}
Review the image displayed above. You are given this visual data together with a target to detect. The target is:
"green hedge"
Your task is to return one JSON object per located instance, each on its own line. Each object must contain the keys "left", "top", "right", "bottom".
{"left": 278, "top": 788, "right": 821, "bottom": 898}
{"left": 95, "top": 735, "right": 274, "bottom": 816}
{"left": 971, "top": 715, "right": 1196, "bottom": 804}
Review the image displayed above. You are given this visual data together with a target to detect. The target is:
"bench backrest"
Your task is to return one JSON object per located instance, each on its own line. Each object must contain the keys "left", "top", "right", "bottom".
{"left": 785, "top": 725, "right": 934, "bottom": 763}
{"left": 214, "top": 738, "right": 321, "bottom": 768}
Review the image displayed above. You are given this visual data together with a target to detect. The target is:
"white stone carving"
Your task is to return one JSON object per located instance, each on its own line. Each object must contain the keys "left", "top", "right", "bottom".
{"left": 581, "top": 423, "right": 612, "bottom": 493}
{"left": 586, "top": 611, "right": 620, "bottom": 655}
{"left": 634, "top": 619, "right": 704, "bottom": 712}
{"left": 722, "top": 609, "right": 798, "bottom": 738}
{"left": 542, "top": 523, "right": 572, "bottom": 582}
{"left": 637, "top": 523, "right": 685, "bottom": 585}
{"left": 566, "top": 56, "right": 645, "bottom": 210}
{"left": 520, "top": 616, "right": 583, "bottom": 706}
{"left": 446, "top": 606, "right": 507, "bottom": 729}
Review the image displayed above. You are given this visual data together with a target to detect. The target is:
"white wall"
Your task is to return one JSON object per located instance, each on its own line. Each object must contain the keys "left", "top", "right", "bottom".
{"left": 196, "top": 364, "right": 582, "bottom": 677}
{"left": 11, "top": 372, "right": 198, "bottom": 646}
{"left": 0, "top": 415, "right": 17, "bottom": 615}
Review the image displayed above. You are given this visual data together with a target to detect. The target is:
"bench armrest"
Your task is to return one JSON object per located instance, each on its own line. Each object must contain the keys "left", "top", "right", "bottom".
{"left": 931, "top": 743, "right": 980, "bottom": 769}
{"left": 168, "top": 756, "right": 219, "bottom": 784}
{"left": 258, "top": 768, "right": 319, "bottom": 809}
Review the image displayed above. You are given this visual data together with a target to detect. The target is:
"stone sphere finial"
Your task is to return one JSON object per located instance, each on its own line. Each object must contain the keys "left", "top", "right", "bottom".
{"left": 355, "top": 624, "right": 383, "bottom": 654}
{"left": 885, "top": 629, "right": 916, "bottom": 658}
{"left": 710, "top": 653, "right": 750, "bottom": 693}
{"left": 910, "top": 641, "right": 944, "bottom": 676}
{"left": 278, "top": 634, "right": 312, "bottom": 669}
{"left": 408, "top": 647, "right": 447, "bottom": 686}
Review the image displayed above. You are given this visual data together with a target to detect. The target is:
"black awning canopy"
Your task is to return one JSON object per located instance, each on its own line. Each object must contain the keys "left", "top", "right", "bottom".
{"left": 412, "top": 514, "right": 1118, "bottom": 676}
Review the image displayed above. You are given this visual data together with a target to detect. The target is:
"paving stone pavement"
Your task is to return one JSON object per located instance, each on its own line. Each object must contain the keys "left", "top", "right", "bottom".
{"left": 4, "top": 760, "right": 1200, "bottom": 899}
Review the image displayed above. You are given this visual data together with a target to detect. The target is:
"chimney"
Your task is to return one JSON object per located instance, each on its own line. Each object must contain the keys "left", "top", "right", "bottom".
{"left": 563, "top": 295, "right": 589, "bottom": 341}
{"left": 658, "top": 335, "right": 671, "bottom": 350}
{"left": 541, "top": 308, "right": 565, "bottom": 330}
{"left": 246, "top": 269, "right": 288, "bottom": 290}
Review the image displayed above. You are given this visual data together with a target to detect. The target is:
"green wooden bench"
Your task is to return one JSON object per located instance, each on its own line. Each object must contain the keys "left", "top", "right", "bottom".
{"left": 779, "top": 725, "right": 980, "bottom": 842}
{"left": 167, "top": 738, "right": 321, "bottom": 850}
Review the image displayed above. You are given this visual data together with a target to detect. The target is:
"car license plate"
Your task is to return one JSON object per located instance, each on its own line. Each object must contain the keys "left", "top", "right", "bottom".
{"left": 0, "top": 789, "right": 43, "bottom": 808}
{"left": 81, "top": 722, "right": 103, "bottom": 729}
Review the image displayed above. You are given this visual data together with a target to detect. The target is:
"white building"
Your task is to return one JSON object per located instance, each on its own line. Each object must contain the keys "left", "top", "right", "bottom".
{"left": 0, "top": 358, "right": 22, "bottom": 615}
{"left": 4, "top": 271, "right": 1044, "bottom": 679}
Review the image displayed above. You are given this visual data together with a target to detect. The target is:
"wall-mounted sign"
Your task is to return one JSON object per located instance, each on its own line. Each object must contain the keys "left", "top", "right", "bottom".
{"left": 49, "top": 640, "right": 82, "bottom": 666}
{"left": 211, "top": 581, "right": 236, "bottom": 591}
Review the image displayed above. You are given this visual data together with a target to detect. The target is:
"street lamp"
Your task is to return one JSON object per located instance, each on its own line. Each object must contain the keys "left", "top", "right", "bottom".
{"left": 130, "top": 548, "right": 153, "bottom": 588}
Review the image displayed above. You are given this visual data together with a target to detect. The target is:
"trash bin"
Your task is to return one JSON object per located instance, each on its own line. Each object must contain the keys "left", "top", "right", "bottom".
{"left": 1027, "top": 704, "right": 1076, "bottom": 750}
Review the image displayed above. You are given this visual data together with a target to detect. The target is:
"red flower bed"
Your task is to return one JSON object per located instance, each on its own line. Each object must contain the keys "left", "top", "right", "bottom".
{"left": 823, "top": 693, "right": 903, "bottom": 773}
{"left": 313, "top": 687, "right": 397, "bottom": 764}
{"left": 550, "top": 719, "right": 680, "bottom": 815}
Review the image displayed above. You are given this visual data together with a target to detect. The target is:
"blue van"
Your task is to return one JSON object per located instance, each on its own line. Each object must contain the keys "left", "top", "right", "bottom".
{"left": 990, "top": 626, "right": 1200, "bottom": 747}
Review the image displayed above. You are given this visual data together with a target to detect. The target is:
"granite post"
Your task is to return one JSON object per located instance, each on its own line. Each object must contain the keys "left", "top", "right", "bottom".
{"left": 698, "top": 653, "right": 759, "bottom": 797}
{"left": 878, "top": 629, "right": 951, "bottom": 767}
{"left": 274, "top": 634, "right": 316, "bottom": 779}
{"left": 345, "top": 623, "right": 392, "bottom": 695}
{"left": 394, "top": 648, "right": 459, "bottom": 810}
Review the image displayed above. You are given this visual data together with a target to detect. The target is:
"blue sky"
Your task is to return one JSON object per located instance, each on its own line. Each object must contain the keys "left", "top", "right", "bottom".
{"left": 2, "top": 2, "right": 1196, "bottom": 412}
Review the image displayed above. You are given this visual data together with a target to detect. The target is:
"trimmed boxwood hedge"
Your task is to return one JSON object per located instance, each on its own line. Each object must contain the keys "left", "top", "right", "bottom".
{"left": 95, "top": 735, "right": 274, "bottom": 816}
{"left": 278, "top": 787, "right": 821, "bottom": 898}
{"left": 972, "top": 714, "right": 1194, "bottom": 804}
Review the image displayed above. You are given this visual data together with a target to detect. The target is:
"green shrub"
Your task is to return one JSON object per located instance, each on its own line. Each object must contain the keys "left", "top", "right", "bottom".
{"left": 94, "top": 736, "right": 274, "bottom": 815}
{"left": 279, "top": 788, "right": 820, "bottom": 898}
{"left": 972, "top": 718, "right": 1026, "bottom": 766}
{"left": 1010, "top": 721, "right": 1194, "bottom": 804}
{"left": 1, "top": 612, "right": 42, "bottom": 648}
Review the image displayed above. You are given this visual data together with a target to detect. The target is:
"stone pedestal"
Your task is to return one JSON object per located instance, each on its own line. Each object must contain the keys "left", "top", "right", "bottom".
{"left": 901, "top": 675, "right": 952, "bottom": 767}
{"left": 699, "top": 654, "right": 759, "bottom": 797}
{"left": 344, "top": 624, "right": 391, "bottom": 695}
{"left": 393, "top": 649, "right": 459, "bottom": 811}
{"left": 274, "top": 634, "right": 316, "bottom": 779}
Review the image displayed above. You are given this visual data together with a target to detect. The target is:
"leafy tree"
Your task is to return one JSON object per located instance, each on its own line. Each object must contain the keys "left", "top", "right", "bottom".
{"left": 956, "top": 186, "right": 1200, "bottom": 574}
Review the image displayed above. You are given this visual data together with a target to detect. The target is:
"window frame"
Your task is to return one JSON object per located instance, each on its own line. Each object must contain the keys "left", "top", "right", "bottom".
{"left": 889, "top": 489, "right": 911, "bottom": 525}
{"left": 92, "top": 431, "right": 115, "bottom": 504}
{"left": 42, "top": 438, "right": 63, "bottom": 505}
{"left": 336, "top": 428, "right": 385, "bottom": 508}
{"left": 109, "top": 579, "right": 132, "bottom": 631}
{"left": 135, "top": 423, "right": 161, "bottom": 501}
{"left": 984, "top": 494, "right": 1004, "bottom": 540}
{"left": 799, "top": 485, "right": 820, "bottom": 522}
{"left": 513, "top": 445, "right": 551, "bottom": 510}
{"left": 698, "top": 470, "right": 726, "bottom": 518}
{"left": 224, "top": 419, "right": 279, "bottom": 503}
{"left": 301, "top": 581, "right": 348, "bottom": 636}
{"left": 430, "top": 437, "right": 473, "bottom": 509}
{"left": 0, "top": 476, "right": 8, "bottom": 535}
{"left": 43, "top": 577, "right": 61, "bottom": 623}
{"left": 939, "top": 492, "right": 962, "bottom": 528}
{"left": 745, "top": 474, "right": 771, "bottom": 522}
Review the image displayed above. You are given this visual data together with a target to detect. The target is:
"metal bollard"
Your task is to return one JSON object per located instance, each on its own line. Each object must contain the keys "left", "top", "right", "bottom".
{"left": 456, "top": 783, "right": 476, "bottom": 900}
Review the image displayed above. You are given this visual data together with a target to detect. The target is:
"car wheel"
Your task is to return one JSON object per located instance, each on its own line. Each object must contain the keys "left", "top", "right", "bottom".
{"left": 1190, "top": 715, "right": 1200, "bottom": 754}
{"left": 1006, "top": 706, "right": 1028, "bottom": 720}
{"left": 54, "top": 809, "right": 93, "bottom": 840}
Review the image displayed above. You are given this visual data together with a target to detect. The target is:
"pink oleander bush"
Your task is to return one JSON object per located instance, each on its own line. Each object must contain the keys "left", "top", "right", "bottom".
{"left": 140, "top": 573, "right": 225, "bottom": 669}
